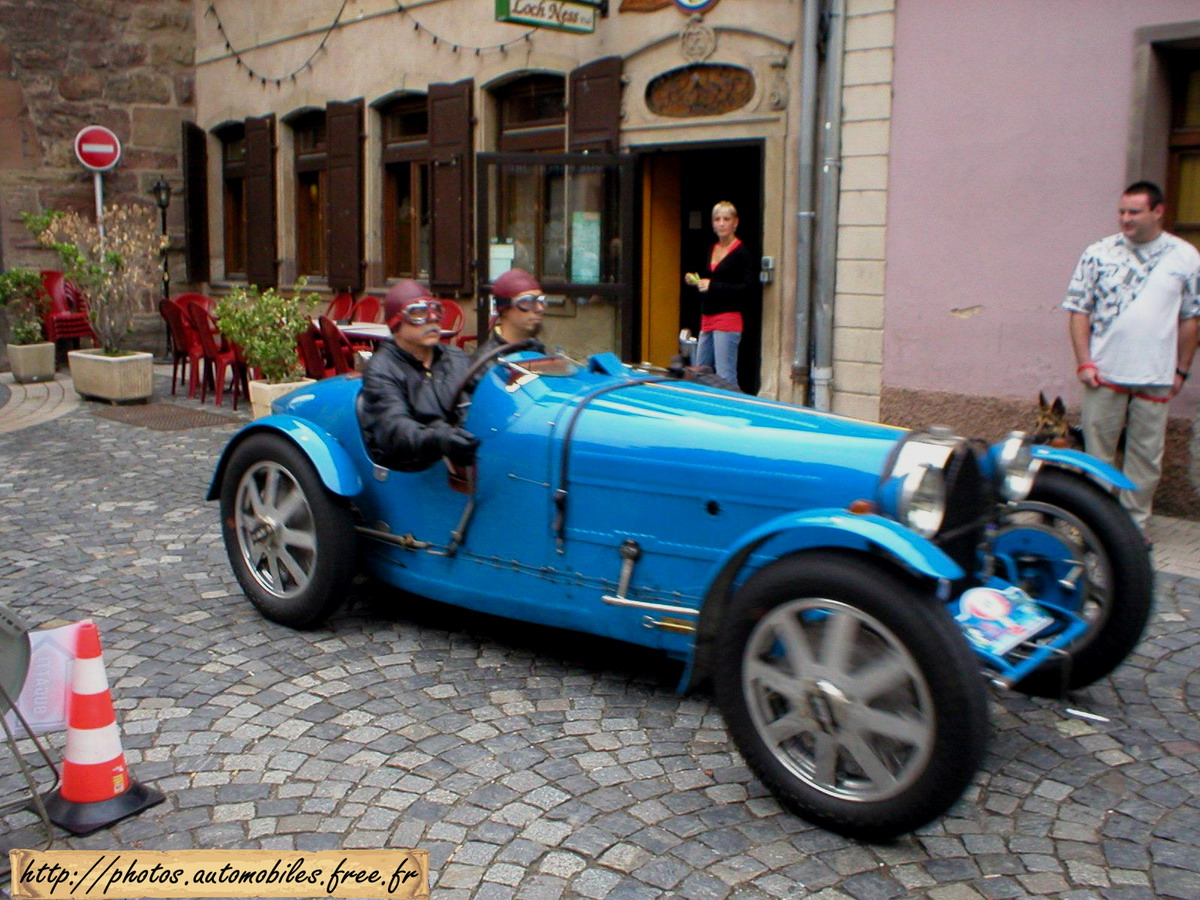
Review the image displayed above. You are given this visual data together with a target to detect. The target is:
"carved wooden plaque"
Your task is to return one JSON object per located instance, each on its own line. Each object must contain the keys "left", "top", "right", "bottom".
{"left": 646, "top": 64, "right": 754, "bottom": 118}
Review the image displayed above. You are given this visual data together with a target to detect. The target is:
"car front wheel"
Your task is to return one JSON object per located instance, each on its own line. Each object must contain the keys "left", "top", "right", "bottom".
{"left": 220, "top": 432, "right": 355, "bottom": 628}
{"left": 714, "top": 552, "right": 989, "bottom": 841}
{"left": 998, "top": 467, "right": 1152, "bottom": 697}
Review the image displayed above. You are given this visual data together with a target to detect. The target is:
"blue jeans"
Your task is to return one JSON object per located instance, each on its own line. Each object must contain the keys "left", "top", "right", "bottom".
{"left": 696, "top": 330, "right": 741, "bottom": 387}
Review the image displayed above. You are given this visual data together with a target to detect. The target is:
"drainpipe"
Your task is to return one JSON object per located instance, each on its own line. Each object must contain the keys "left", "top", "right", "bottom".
{"left": 791, "top": 0, "right": 821, "bottom": 401}
{"left": 811, "top": 0, "right": 845, "bottom": 412}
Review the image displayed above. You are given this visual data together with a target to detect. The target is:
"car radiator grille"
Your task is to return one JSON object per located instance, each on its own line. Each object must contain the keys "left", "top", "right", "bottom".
{"left": 934, "top": 444, "right": 992, "bottom": 581}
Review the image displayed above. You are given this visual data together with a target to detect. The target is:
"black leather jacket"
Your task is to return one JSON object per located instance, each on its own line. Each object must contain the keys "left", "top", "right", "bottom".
{"left": 357, "top": 340, "right": 471, "bottom": 472}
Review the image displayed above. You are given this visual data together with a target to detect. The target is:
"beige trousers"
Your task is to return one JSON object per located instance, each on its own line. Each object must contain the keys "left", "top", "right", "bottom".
{"left": 1080, "top": 383, "right": 1171, "bottom": 530}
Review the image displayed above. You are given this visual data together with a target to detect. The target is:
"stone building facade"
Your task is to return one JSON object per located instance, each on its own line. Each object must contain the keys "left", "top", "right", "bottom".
{"left": 0, "top": 0, "right": 196, "bottom": 293}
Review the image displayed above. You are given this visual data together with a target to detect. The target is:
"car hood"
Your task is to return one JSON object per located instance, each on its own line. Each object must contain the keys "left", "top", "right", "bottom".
{"left": 498, "top": 372, "right": 909, "bottom": 516}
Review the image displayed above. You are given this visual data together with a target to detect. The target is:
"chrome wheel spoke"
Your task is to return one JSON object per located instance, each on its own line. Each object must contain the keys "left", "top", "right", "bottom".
{"left": 280, "top": 527, "right": 316, "bottom": 553}
{"left": 812, "top": 732, "right": 839, "bottom": 787}
{"left": 849, "top": 656, "right": 910, "bottom": 702}
{"left": 821, "top": 610, "right": 859, "bottom": 675}
{"left": 763, "top": 709, "right": 815, "bottom": 746}
{"left": 746, "top": 658, "right": 806, "bottom": 705}
{"left": 839, "top": 731, "right": 900, "bottom": 791}
{"left": 849, "top": 707, "right": 928, "bottom": 746}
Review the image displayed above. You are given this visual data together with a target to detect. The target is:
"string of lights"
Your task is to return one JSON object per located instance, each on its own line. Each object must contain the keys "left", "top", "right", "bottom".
{"left": 394, "top": 2, "right": 536, "bottom": 55}
{"left": 206, "top": 1, "right": 351, "bottom": 87}
{"left": 205, "top": 1, "right": 538, "bottom": 89}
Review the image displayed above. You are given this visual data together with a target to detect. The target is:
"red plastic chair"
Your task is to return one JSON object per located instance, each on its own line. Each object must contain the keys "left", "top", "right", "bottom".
{"left": 349, "top": 295, "right": 381, "bottom": 324}
{"left": 317, "top": 315, "right": 356, "bottom": 375}
{"left": 438, "top": 299, "right": 465, "bottom": 343}
{"left": 159, "top": 299, "right": 202, "bottom": 396}
{"left": 187, "top": 302, "right": 246, "bottom": 409}
{"left": 325, "top": 292, "right": 354, "bottom": 322}
{"left": 173, "top": 292, "right": 214, "bottom": 314}
{"left": 40, "top": 270, "right": 96, "bottom": 347}
{"left": 297, "top": 324, "right": 335, "bottom": 380}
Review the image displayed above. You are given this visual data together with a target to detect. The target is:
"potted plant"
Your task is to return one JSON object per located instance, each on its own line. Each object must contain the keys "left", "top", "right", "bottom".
{"left": 215, "top": 281, "right": 317, "bottom": 418}
{"left": 27, "top": 205, "right": 166, "bottom": 402}
{"left": 0, "top": 269, "right": 55, "bottom": 383}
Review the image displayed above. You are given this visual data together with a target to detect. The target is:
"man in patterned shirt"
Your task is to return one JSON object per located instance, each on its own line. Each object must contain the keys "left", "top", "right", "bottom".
{"left": 1063, "top": 181, "right": 1200, "bottom": 529}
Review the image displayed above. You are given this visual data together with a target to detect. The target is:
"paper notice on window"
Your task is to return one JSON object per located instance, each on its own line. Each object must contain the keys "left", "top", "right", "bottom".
{"left": 8, "top": 850, "right": 429, "bottom": 899}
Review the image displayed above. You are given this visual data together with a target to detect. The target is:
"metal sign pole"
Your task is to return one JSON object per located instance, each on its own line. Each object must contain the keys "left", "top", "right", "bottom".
{"left": 93, "top": 170, "right": 105, "bottom": 238}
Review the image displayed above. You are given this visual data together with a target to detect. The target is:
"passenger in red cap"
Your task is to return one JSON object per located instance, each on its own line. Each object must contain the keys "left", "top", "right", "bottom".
{"left": 474, "top": 268, "right": 547, "bottom": 361}
{"left": 357, "top": 279, "right": 477, "bottom": 471}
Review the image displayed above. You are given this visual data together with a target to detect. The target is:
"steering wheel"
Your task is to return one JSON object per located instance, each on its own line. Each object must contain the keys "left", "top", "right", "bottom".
{"left": 446, "top": 339, "right": 539, "bottom": 426}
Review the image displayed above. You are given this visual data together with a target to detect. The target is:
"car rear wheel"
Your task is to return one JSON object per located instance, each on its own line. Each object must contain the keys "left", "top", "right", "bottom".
{"left": 220, "top": 433, "right": 355, "bottom": 628}
{"left": 999, "top": 467, "right": 1152, "bottom": 697}
{"left": 714, "top": 553, "right": 989, "bottom": 840}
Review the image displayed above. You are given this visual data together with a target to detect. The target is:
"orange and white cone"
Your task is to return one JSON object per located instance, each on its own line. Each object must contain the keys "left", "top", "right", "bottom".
{"left": 40, "top": 620, "right": 164, "bottom": 835}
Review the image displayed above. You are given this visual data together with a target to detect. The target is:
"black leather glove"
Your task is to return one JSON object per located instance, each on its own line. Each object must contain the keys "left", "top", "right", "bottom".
{"left": 435, "top": 424, "right": 479, "bottom": 465}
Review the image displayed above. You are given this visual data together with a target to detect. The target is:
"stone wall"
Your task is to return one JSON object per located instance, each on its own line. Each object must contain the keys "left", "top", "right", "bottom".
{"left": 0, "top": 0, "right": 195, "bottom": 295}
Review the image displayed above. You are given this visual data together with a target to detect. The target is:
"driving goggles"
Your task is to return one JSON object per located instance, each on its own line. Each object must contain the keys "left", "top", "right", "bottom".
{"left": 397, "top": 300, "right": 443, "bottom": 325}
{"left": 511, "top": 294, "right": 546, "bottom": 312}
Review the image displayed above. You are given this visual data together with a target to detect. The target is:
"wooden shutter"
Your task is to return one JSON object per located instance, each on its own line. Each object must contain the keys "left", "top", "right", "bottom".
{"left": 325, "top": 99, "right": 364, "bottom": 293}
{"left": 181, "top": 121, "right": 210, "bottom": 284}
{"left": 569, "top": 57, "right": 623, "bottom": 152}
{"left": 428, "top": 79, "right": 473, "bottom": 293}
{"left": 244, "top": 114, "right": 277, "bottom": 290}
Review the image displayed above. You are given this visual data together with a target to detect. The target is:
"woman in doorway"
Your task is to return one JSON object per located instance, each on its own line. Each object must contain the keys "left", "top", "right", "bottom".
{"left": 686, "top": 201, "right": 755, "bottom": 389}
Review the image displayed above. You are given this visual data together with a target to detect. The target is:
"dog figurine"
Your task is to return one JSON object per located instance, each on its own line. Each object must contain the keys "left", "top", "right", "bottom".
{"left": 1033, "top": 392, "right": 1085, "bottom": 450}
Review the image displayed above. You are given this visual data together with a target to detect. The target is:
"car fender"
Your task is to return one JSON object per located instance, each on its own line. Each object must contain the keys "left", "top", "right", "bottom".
{"left": 681, "top": 509, "right": 964, "bottom": 693}
{"left": 206, "top": 416, "right": 364, "bottom": 501}
{"left": 1030, "top": 445, "right": 1135, "bottom": 492}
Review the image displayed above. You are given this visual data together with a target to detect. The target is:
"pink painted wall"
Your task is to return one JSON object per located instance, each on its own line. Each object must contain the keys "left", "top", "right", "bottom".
{"left": 883, "top": 1, "right": 1199, "bottom": 416}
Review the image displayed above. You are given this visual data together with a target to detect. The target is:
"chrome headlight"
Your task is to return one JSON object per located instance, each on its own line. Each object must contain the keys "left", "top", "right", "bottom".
{"left": 898, "top": 463, "right": 946, "bottom": 538}
{"left": 994, "top": 431, "right": 1037, "bottom": 501}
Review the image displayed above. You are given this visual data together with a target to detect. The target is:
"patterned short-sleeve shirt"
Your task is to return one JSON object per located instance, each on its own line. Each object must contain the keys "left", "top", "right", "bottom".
{"left": 1063, "top": 232, "right": 1200, "bottom": 385}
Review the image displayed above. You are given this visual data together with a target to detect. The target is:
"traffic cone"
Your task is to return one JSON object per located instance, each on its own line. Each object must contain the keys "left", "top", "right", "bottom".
{"left": 39, "top": 620, "right": 164, "bottom": 835}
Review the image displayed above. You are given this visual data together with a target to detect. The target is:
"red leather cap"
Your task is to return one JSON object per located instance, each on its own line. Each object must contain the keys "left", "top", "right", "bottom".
{"left": 383, "top": 280, "right": 434, "bottom": 329}
{"left": 492, "top": 268, "right": 541, "bottom": 308}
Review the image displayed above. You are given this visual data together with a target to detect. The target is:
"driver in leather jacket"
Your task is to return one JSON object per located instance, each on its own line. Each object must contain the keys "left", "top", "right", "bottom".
{"left": 357, "top": 280, "right": 478, "bottom": 472}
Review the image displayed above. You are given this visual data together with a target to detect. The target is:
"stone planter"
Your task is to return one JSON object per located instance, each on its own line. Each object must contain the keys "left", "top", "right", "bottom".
{"left": 248, "top": 378, "right": 315, "bottom": 419}
{"left": 67, "top": 348, "right": 154, "bottom": 403}
{"left": 7, "top": 342, "right": 56, "bottom": 383}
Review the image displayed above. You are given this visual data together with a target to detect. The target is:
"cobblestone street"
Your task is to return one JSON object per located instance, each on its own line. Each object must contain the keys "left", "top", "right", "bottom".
{"left": 2, "top": 374, "right": 1199, "bottom": 899}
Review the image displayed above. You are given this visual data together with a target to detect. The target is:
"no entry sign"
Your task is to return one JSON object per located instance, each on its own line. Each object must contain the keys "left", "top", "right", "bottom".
{"left": 74, "top": 125, "right": 121, "bottom": 172}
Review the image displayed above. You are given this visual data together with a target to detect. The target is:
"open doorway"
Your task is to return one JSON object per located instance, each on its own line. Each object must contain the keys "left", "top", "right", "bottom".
{"left": 638, "top": 143, "right": 763, "bottom": 394}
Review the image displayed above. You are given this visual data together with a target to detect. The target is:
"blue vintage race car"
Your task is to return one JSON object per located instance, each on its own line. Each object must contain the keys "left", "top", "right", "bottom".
{"left": 209, "top": 346, "right": 1152, "bottom": 840}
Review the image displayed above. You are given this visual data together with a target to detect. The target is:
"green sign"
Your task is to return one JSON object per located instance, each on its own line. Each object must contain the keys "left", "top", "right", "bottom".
{"left": 495, "top": 0, "right": 596, "bottom": 34}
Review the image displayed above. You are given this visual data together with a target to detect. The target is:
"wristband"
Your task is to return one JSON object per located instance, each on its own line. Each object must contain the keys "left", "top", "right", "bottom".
{"left": 1076, "top": 363, "right": 1097, "bottom": 374}
{"left": 1178, "top": 368, "right": 1190, "bottom": 381}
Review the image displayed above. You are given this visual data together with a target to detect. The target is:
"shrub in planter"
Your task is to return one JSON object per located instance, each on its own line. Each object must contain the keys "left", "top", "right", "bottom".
{"left": 216, "top": 282, "right": 318, "bottom": 417}
{"left": 1, "top": 270, "right": 55, "bottom": 383}
{"left": 26, "top": 206, "right": 166, "bottom": 354}
{"left": 5, "top": 299, "right": 56, "bottom": 383}
{"left": 27, "top": 206, "right": 165, "bottom": 401}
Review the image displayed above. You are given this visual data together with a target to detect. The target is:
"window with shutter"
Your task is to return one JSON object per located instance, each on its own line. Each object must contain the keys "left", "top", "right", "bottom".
{"left": 291, "top": 111, "right": 328, "bottom": 278}
{"left": 569, "top": 57, "right": 622, "bottom": 152}
{"left": 215, "top": 122, "right": 247, "bottom": 278}
{"left": 244, "top": 115, "right": 277, "bottom": 289}
{"left": 380, "top": 95, "right": 431, "bottom": 281}
{"left": 428, "top": 79, "right": 474, "bottom": 293}
{"left": 182, "top": 121, "right": 210, "bottom": 284}
{"left": 326, "top": 99, "right": 364, "bottom": 293}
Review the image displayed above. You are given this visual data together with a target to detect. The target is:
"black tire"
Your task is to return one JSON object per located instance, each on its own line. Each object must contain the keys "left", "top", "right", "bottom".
{"left": 714, "top": 552, "right": 989, "bottom": 841}
{"left": 1002, "top": 467, "right": 1153, "bottom": 697}
{"left": 219, "top": 432, "right": 356, "bottom": 628}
